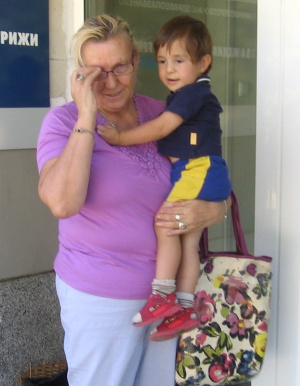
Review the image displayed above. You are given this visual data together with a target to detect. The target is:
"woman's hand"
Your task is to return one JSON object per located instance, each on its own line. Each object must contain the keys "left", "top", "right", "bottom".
{"left": 154, "top": 198, "right": 231, "bottom": 236}
{"left": 71, "top": 67, "right": 102, "bottom": 122}
{"left": 38, "top": 67, "right": 103, "bottom": 219}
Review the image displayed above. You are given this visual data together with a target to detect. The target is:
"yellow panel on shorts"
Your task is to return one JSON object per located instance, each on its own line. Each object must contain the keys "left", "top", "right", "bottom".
{"left": 167, "top": 156, "right": 211, "bottom": 202}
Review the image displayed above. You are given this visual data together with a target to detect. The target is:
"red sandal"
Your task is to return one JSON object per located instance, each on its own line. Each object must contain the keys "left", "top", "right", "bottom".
{"left": 150, "top": 307, "right": 199, "bottom": 341}
{"left": 133, "top": 292, "right": 182, "bottom": 327}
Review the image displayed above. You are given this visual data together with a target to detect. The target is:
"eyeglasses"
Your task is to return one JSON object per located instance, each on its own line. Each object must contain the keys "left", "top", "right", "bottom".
{"left": 96, "top": 62, "right": 134, "bottom": 81}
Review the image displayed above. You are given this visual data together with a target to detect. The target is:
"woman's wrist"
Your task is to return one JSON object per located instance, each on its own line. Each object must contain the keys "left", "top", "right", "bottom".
{"left": 74, "top": 117, "right": 96, "bottom": 133}
{"left": 72, "top": 127, "right": 94, "bottom": 136}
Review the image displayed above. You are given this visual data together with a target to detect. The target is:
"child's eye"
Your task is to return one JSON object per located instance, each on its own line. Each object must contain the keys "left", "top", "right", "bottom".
{"left": 176, "top": 59, "right": 184, "bottom": 64}
{"left": 157, "top": 60, "right": 166, "bottom": 65}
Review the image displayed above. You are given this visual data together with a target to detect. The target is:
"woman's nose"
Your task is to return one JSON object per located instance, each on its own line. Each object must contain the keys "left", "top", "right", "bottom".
{"left": 104, "top": 71, "right": 118, "bottom": 88}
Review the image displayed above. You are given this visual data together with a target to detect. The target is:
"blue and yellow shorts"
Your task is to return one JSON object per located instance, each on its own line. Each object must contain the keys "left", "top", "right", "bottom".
{"left": 167, "top": 155, "right": 232, "bottom": 202}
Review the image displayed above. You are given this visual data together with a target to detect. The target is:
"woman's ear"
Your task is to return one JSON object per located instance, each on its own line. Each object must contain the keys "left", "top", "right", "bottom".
{"left": 133, "top": 51, "right": 140, "bottom": 67}
{"left": 199, "top": 54, "right": 212, "bottom": 74}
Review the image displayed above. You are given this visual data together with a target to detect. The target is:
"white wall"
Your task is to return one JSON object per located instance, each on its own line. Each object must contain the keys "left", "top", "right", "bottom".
{"left": 50, "top": 0, "right": 84, "bottom": 105}
{"left": 277, "top": 0, "right": 300, "bottom": 383}
{"left": 255, "top": 0, "right": 300, "bottom": 385}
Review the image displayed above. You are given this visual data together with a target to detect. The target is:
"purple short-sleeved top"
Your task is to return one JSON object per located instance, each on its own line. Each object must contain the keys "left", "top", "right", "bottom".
{"left": 37, "top": 94, "right": 171, "bottom": 299}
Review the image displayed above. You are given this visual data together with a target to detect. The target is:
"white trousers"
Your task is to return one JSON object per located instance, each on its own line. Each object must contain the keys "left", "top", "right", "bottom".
{"left": 56, "top": 275, "right": 177, "bottom": 386}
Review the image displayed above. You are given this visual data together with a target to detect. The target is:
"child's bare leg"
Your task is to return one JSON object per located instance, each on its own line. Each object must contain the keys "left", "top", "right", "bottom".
{"left": 176, "top": 229, "right": 203, "bottom": 302}
{"left": 149, "top": 229, "right": 203, "bottom": 340}
{"left": 132, "top": 201, "right": 182, "bottom": 325}
{"left": 154, "top": 200, "right": 182, "bottom": 280}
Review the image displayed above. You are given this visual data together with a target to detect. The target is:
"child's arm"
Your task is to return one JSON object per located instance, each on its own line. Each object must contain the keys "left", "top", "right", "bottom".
{"left": 97, "top": 111, "right": 183, "bottom": 146}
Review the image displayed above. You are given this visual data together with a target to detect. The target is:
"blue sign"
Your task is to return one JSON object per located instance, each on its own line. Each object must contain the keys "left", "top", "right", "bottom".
{"left": 0, "top": 0, "right": 49, "bottom": 107}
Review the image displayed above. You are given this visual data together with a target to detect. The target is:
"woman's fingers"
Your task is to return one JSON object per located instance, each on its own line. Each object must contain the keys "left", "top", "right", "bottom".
{"left": 72, "top": 67, "right": 102, "bottom": 83}
{"left": 71, "top": 67, "right": 102, "bottom": 115}
{"left": 155, "top": 200, "right": 227, "bottom": 235}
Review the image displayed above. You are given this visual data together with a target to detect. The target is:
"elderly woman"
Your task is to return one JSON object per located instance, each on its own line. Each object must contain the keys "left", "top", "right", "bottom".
{"left": 37, "top": 14, "right": 228, "bottom": 386}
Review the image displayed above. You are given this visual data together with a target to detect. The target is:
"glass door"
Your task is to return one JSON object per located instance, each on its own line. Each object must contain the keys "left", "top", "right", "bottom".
{"left": 85, "top": 0, "right": 257, "bottom": 253}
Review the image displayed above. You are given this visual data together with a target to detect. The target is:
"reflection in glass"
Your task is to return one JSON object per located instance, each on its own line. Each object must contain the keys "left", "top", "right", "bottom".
{"left": 85, "top": 0, "right": 257, "bottom": 253}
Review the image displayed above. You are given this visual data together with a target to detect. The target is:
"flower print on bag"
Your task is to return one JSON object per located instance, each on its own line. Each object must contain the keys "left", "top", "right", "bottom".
{"left": 223, "top": 311, "right": 253, "bottom": 340}
{"left": 253, "top": 272, "right": 272, "bottom": 299}
{"left": 237, "top": 351, "right": 255, "bottom": 375}
{"left": 176, "top": 336, "right": 205, "bottom": 382}
{"left": 240, "top": 299, "right": 258, "bottom": 319}
{"left": 194, "top": 290, "right": 217, "bottom": 328}
{"left": 254, "top": 332, "right": 267, "bottom": 358}
{"left": 208, "top": 353, "right": 236, "bottom": 384}
{"left": 176, "top": 262, "right": 272, "bottom": 385}
{"left": 221, "top": 275, "right": 249, "bottom": 305}
{"left": 175, "top": 192, "right": 272, "bottom": 385}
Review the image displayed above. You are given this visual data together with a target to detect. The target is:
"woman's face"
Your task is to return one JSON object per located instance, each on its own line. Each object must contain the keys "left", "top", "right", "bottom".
{"left": 81, "top": 34, "right": 139, "bottom": 114}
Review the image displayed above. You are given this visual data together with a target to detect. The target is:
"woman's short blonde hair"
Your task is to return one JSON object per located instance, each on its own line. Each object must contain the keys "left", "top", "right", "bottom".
{"left": 72, "top": 14, "right": 138, "bottom": 68}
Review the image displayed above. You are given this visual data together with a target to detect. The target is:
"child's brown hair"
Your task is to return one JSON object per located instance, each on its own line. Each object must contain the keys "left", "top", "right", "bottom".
{"left": 153, "top": 15, "right": 213, "bottom": 73}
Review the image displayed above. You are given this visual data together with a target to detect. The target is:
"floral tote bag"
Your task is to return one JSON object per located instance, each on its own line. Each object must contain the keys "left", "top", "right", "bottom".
{"left": 175, "top": 192, "right": 272, "bottom": 386}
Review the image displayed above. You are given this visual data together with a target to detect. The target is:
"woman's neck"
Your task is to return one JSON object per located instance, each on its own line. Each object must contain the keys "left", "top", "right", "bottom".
{"left": 98, "top": 98, "right": 139, "bottom": 132}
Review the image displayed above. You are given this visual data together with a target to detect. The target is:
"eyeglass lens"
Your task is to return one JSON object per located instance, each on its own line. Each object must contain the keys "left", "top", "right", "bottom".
{"left": 97, "top": 63, "right": 134, "bottom": 80}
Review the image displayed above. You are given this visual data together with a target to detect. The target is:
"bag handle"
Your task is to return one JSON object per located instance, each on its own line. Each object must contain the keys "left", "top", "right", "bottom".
{"left": 200, "top": 191, "right": 250, "bottom": 258}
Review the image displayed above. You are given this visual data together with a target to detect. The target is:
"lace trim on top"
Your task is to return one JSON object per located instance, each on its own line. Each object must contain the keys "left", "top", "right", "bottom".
{"left": 97, "top": 95, "right": 165, "bottom": 177}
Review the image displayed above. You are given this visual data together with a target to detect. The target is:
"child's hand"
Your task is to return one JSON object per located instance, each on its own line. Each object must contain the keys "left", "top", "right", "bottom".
{"left": 97, "top": 123, "right": 121, "bottom": 145}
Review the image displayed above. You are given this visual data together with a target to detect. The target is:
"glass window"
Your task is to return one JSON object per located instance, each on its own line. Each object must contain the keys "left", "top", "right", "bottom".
{"left": 85, "top": 0, "right": 257, "bottom": 253}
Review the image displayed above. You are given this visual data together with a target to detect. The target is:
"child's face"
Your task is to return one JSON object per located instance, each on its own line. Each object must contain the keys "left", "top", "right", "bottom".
{"left": 156, "top": 39, "right": 207, "bottom": 92}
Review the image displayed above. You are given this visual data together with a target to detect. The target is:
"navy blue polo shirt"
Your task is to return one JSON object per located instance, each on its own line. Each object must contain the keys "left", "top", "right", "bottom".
{"left": 157, "top": 77, "right": 223, "bottom": 159}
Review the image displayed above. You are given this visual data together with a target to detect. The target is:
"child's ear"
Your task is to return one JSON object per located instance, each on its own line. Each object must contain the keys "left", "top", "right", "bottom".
{"left": 199, "top": 54, "right": 212, "bottom": 73}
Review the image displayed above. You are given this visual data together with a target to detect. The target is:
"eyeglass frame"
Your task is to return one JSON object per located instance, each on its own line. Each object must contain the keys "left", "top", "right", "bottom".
{"left": 91, "top": 59, "right": 135, "bottom": 81}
